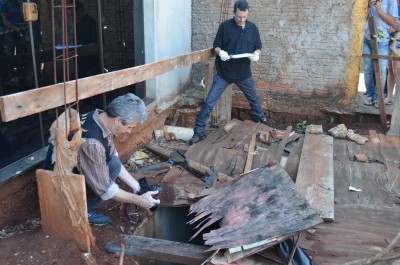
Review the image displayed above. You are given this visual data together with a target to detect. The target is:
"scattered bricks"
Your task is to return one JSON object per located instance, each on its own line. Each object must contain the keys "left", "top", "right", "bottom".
{"left": 328, "top": 124, "right": 348, "bottom": 139}
{"left": 307, "top": 124, "right": 323, "bottom": 134}
{"left": 354, "top": 154, "right": 368, "bottom": 162}
{"left": 347, "top": 130, "right": 369, "bottom": 145}
{"left": 259, "top": 131, "right": 270, "bottom": 143}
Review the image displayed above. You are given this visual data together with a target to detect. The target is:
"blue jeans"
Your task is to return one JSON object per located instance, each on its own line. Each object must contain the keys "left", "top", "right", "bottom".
{"left": 194, "top": 74, "right": 265, "bottom": 133}
{"left": 363, "top": 39, "right": 389, "bottom": 101}
{"left": 86, "top": 155, "right": 121, "bottom": 211}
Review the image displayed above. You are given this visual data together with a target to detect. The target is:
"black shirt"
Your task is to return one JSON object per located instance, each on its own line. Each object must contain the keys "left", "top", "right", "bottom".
{"left": 213, "top": 18, "right": 262, "bottom": 83}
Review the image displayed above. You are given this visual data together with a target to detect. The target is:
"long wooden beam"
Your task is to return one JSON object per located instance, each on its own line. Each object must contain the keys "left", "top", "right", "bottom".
{"left": 295, "top": 126, "right": 334, "bottom": 222}
{"left": 105, "top": 235, "right": 210, "bottom": 265}
{"left": 362, "top": 54, "right": 400, "bottom": 60}
{"left": 0, "top": 48, "right": 215, "bottom": 122}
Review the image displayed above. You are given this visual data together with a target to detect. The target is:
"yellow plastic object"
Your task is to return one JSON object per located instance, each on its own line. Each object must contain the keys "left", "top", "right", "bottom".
{"left": 22, "top": 3, "right": 38, "bottom": 21}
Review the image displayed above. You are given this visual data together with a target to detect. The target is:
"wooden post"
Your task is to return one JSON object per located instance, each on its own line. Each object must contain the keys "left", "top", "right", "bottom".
{"left": 387, "top": 69, "right": 400, "bottom": 135}
{"left": 204, "top": 61, "right": 232, "bottom": 126}
{"left": 368, "top": 16, "right": 388, "bottom": 130}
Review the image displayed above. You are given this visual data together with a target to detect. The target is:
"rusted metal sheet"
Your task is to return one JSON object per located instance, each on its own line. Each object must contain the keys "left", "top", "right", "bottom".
{"left": 185, "top": 120, "right": 275, "bottom": 178}
{"left": 157, "top": 167, "right": 205, "bottom": 207}
{"left": 185, "top": 146, "right": 246, "bottom": 178}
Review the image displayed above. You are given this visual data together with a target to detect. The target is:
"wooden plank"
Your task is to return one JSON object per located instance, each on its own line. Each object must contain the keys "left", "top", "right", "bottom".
{"left": 227, "top": 232, "right": 297, "bottom": 263}
{"left": 252, "top": 146, "right": 270, "bottom": 169}
{"left": 388, "top": 70, "right": 400, "bottom": 136}
{"left": 36, "top": 169, "right": 94, "bottom": 252}
{"left": 362, "top": 53, "right": 400, "bottom": 60}
{"left": 368, "top": 16, "right": 388, "bottom": 130}
{"left": 216, "top": 84, "right": 232, "bottom": 122}
{"left": 273, "top": 126, "right": 293, "bottom": 163}
{"left": 105, "top": 235, "right": 210, "bottom": 265}
{"left": 146, "top": 144, "right": 233, "bottom": 183}
{"left": 0, "top": 48, "right": 214, "bottom": 122}
{"left": 205, "top": 61, "right": 232, "bottom": 124}
{"left": 243, "top": 134, "right": 257, "bottom": 173}
{"left": 295, "top": 126, "right": 335, "bottom": 221}
{"left": 284, "top": 136, "right": 304, "bottom": 182}
{"left": 212, "top": 250, "right": 270, "bottom": 265}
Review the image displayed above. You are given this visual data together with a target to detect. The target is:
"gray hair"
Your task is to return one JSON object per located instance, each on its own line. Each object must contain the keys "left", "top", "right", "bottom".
{"left": 105, "top": 93, "right": 148, "bottom": 124}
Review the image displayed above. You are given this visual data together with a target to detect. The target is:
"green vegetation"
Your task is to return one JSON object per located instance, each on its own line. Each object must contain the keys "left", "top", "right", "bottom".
{"left": 295, "top": 120, "right": 307, "bottom": 132}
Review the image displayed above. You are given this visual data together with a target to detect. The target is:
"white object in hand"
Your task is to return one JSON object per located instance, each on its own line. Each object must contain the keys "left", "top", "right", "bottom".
{"left": 250, "top": 51, "right": 260, "bottom": 62}
{"left": 230, "top": 53, "right": 253, "bottom": 59}
{"left": 219, "top": 50, "right": 230, "bottom": 61}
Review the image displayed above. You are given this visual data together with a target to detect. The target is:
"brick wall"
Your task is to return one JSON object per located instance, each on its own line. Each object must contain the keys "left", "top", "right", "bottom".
{"left": 192, "top": 0, "right": 366, "bottom": 109}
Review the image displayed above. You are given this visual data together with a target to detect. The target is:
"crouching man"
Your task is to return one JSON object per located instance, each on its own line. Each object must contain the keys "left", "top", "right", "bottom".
{"left": 44, "top": 93, "right": 160, "bottom": 226}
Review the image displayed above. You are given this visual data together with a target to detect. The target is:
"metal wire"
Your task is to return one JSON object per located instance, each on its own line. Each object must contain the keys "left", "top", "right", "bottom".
{"left": 51, "top": 0, "right": 80, "bottom": 136}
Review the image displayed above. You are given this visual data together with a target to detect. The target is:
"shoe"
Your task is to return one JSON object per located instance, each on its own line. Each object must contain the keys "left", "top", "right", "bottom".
{"left": 189, "top": 131, "right": 208, "bottom": 145}
{"left": 374, "top": 100, "right": 379, "bottom": 109}
{"left": 384, "top": 98, "right": 393, "bottom": 105}
{"left": 88, "top": 209, "right": 111, "bottom": 226}
{"left": 363, "top": 97, "right": 373, "bottom": 106}
{"left": 259, "top": 117, "right": 267, "bottom": 125}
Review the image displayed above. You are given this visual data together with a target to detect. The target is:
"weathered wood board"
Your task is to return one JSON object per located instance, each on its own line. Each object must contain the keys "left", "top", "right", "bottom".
{"left": 205, "top": 61, "right": 232, "bottom": 123}
{"left": 284, "top": 137, "right": 304, "bottom": 182}
{"left": 295, "top": 126, "right": 335, "bottom": 221}
{"left": 189, "top": 165, "right": 323, "bottom": 250}
{"left": 0, "top": 48, "right": 214, "bottom": 122}
{"left": 105, "top": 235, "right": 210, "bottom": 265}
{"left": 36, "top": 169, "right": 94, "bottom": 252}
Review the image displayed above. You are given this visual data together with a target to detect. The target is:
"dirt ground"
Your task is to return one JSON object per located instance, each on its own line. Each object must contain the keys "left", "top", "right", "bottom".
{"left": 0, "top": 178, "right": 160, "bottom": 265}
{"left": 0, "top": 85, "right": 389, "bottom": 265}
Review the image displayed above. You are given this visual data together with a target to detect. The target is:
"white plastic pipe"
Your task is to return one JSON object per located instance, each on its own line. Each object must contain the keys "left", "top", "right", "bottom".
{"left": 163, "top": 125, "right": 194, "bottom": 141}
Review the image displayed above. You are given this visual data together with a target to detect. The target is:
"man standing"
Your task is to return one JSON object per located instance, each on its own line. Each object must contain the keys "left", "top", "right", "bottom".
{"left": 44, "top": 93, "right": 160, "bottom": 226}
{"left": 189, "top": 0, "right": 266, "bottom": 145}
{"left": 363, "top": 0, "right": 398, "bottom": 108}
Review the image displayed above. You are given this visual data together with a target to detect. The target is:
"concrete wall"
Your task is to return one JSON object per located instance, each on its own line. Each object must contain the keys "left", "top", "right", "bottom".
{"left": 144, "top": 0, "right": 192, "bottom": 108}
{"left": 192, "top": 0, "right": 367, "bottom": 111}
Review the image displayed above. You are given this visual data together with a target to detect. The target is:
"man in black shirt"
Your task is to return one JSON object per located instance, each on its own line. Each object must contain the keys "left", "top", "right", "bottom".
{"left": 190, "top": 0, "right": 266, "bottom": 144}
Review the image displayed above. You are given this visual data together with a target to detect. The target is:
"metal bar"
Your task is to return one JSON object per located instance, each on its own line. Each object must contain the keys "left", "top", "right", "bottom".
{"left": 97, "top": 0, "right": 106, "bottom": 108}
{"left": 72, "top": 0, "right": 79, "bottom": 114}
{"left": 52, "top": 0, "right": 57, "bottom": 84}
{"left": 27, "top": 0, "right": 45, "bottom": 147}
{"left": 286, "top": 233, "right": 301, "bottom": 265}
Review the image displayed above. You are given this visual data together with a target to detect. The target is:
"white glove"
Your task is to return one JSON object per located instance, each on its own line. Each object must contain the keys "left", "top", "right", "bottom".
{"left": 250, "top": 51, "right": 260, "bottom": 62}
{"left": 219, "top": 50, "right": 230, "bottom": 61}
